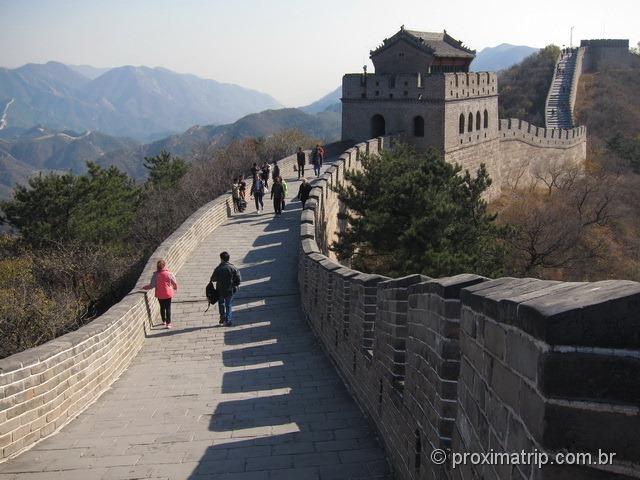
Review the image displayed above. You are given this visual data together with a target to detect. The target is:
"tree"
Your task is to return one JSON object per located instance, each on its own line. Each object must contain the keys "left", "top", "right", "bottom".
{"left": 332, "top": 145, "right": 507, "bottom": 278}
{"left": 499, "top": 165, "right": 619, "bottom": 278}
{"left": 0, "top": 163, "right": 139, "bottom": 247}
{"left": 0, "top": 172, "right": 79, "bottom": 248}
{"left": 143, "top": 150, "right": 189, "bottom": 189}
{"left": 607, "top": 133, "right": 640, "bottom": 172}
{"left": 70, "top": 163, "right": 140, "bottom": 245}
{"left": 255, "top": 129, "right": 321, "bottom": 163}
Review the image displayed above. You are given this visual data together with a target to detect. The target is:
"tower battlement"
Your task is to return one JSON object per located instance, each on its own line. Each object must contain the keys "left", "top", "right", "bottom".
{"left": 342, "top": 28, "right": 587, "bottom": 199}
{"left": 342, "top": 71, "right": 497, "bottom": 102}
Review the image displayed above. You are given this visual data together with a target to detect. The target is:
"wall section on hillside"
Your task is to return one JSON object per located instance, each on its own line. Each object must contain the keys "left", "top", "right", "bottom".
{"left": 299, "top": 137, "right": 640, "bottom": 480}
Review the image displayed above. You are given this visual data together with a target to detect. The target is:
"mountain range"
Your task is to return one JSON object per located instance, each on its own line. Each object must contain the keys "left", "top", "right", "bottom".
{"left": 102, "top": 107, "right": 341, "bottom": 178}
{"left": 0, "top": 43, "right": 538, "bottom": 197}
{"left": 471, "top": 44, "right": 539, "bottom": 71}
{"left": 0, "top": 62, "right": 281, "bottom": 141}
{"left": 0, "top": 107, "right": 341, "bottom": 195}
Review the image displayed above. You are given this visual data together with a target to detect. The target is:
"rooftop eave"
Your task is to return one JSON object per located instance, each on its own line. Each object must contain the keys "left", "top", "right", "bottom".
{"left": 369, "top": 29, "right": 475, "bottom": 59}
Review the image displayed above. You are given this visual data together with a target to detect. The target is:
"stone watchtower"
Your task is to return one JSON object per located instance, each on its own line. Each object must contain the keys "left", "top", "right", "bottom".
{"left": 342, "top": 27, "right": 499, "bottom": 158}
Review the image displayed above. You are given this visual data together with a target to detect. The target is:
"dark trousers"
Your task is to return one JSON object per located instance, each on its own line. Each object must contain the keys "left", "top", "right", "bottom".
{"left": 158, "top": 298, "right": 172, "bottom": 324}
{"left": 218, "top": 294, "right": 234, "bottom": 324}
{"left": 273, "top": 196, "right": 283, "bottom": 214}
{"left": 297, "top": 163, "right": 305, "bottom": 179}
{"left": 254, "top": 193, "right": 264, "bottom": 210}
{"left": 313, "top": 163, "right": 321, "bottom": 176}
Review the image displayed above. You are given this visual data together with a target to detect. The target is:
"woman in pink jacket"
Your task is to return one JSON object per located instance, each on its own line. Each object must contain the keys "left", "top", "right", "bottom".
{"left": 143, "top": 259, "right": 178, "bottom": 329}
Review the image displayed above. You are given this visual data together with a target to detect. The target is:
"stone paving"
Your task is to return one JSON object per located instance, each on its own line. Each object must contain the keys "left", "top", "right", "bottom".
{"left": 0, "top": 167, "right": 391, "bottom": 479}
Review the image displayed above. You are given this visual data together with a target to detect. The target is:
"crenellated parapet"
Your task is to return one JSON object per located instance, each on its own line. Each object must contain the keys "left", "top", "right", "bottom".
{"left": 342, "top": 71, "right": 497, "bottom": 103}
{"left": 299, "top": 137, "right": 640, "bottom": 480}
{"left": 499, "top": 118, "right": 586, "bottom": 148}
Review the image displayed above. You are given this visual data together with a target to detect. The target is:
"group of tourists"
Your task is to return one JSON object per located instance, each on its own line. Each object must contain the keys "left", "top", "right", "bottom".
{"left": 296, "top": 144, "right": 325, "bottom": 178}
{"left": 144, "top": 145, "right": 320, "bottom": 330}
{"left": 231, "top": 145, "right": 321, "bottom": 214}
{"left": 231, "top": 175, "right": 247, "bottom": 212}
{"left": 144, "top": 251, "right": 240, "bottom": 329}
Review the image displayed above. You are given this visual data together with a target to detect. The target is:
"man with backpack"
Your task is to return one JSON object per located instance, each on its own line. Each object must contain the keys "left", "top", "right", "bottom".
{"left": 210, "top": 252, "right": 241, "bottom": 327}
{"left": 253, "top": 176, "right": 265, "bottom": 212}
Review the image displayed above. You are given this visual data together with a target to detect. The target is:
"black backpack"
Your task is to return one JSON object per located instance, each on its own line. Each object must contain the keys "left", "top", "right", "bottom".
{"left": 205, "top": 282, "right": 219, "bottom": 312}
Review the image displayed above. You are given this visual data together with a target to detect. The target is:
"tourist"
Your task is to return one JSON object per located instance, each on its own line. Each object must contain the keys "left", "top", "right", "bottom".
{"left": 271, "top": 176, "right": 285, "bottom": 215}
{"left": 238, "top": 175, "right": 247, "bottom": 200}
{"left": 143, "top": 259, "right": 178, "bottom": 329}
{"left": 253, "top": 176, "right": 265, "bottom": 212}
{"left": 312, "top": 145, "right": 322, "bottom": 177}
{"left": 260, "top": 162, "right": 271, "bottom": 189}
{"left": 296, "top": 147, "right": 306, "bottom": 179}
{"left": 231, "top": 177, "right": 241, "bottom": 213}
{"left": 210, "top": 251, "right": 241, "bottom": 327}
{"left": 280, "top": 176, "right": 288, "bottom": 211}
{"left": 297, "top": 178, "right": 312, "bottom": 207}
{"left": 250, "top": 162, "right": 260, "bottom": 182}
{"left": 272, "top": 160, "right": 280, "bottom": 182}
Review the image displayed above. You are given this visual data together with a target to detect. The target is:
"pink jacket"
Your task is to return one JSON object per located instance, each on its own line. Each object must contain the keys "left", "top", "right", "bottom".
{"left": 147, "top": 268, "right": 177, "bottom": 299}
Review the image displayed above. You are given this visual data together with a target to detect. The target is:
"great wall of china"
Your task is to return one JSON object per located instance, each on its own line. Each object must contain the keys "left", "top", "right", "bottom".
{"left": 0, "top": 31, "right": 638, "bottom": 480}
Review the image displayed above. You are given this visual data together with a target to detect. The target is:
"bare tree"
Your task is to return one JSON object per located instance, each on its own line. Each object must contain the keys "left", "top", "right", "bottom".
{"left": 500, "top": 165, "right": 620, "bottom": 279}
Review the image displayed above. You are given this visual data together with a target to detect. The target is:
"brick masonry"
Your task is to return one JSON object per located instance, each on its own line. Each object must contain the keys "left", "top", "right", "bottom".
{"left": 2, "top": 135, "right": 638, "bottom": 479}
{"left": 299, "top": 137, "right": 640, "bottom": 479}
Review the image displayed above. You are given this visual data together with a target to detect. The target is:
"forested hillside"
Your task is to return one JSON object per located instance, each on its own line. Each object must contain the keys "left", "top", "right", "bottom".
{"left": 493, "top": 49, "right": 640, "bottom": 282}
{"left": 498, "top": 45, "right": 559, "bottom": 126}
{"left": 575, "top": 55, "right": 640, "bottom": 171}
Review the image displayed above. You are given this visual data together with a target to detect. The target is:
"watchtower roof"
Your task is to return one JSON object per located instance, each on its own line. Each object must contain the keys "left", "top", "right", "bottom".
{"left": 370, "top": 27, "right": 476, "bottom": 59}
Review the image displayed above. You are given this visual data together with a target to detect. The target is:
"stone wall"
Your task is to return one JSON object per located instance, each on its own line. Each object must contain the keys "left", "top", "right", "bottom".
{"left": 298, "top": 137, "right": 640, "bottom": 479}
{"left": 0, "top": 152, "right": 305, "bottom": 461}
{"left": 581, "top": 39, "right": 631, "bottom": 72}
{"left": 342, "top": 70, "right": 585, "bottom": 200}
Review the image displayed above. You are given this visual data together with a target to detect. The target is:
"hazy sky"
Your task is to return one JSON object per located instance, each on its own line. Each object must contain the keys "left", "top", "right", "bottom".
{"left": 1, "top": 0, "right": 638, "bottom": 106}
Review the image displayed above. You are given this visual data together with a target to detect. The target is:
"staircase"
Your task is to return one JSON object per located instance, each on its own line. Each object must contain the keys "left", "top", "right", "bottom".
{"left": 545, "top": 49, "right": 581, "bottom": 129}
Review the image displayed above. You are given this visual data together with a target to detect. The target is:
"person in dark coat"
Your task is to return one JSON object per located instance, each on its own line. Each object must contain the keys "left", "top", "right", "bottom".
{"left": 260, "top": 162, "right": 271, "bottom": 188}
{"left": 311, "top": 145, "right": 322, "bottom": 177}
{"left": 297, "top": 178, "right": 312, "bottom": 207}
{"left": 296, "top": 147, "right": 306, "bottom": 179}
{"left": 272, "top": 161, "right": 280, "bottom": 182}
{"left": 270, "top": 177, "right": 285, "bottom": 215}
{"left": 210, "top": 251, "right": 241, "bottom": 326}
{"left": 250, "top": 163, "right": 259, "bottom": 182}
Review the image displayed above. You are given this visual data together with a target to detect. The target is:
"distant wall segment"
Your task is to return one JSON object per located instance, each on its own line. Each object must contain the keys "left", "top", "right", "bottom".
{"left": 298, "top": 137, "right": 640, "bottom": 479}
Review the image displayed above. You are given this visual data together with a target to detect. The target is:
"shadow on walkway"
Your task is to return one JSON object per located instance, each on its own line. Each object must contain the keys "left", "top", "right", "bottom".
{"left": 186, "top": 196, "right": 390, "bottom": 479}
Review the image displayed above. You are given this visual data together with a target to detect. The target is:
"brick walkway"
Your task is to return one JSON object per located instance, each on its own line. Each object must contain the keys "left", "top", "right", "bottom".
{"left": 0, "top": 168, "right": 390, "bottom": 479}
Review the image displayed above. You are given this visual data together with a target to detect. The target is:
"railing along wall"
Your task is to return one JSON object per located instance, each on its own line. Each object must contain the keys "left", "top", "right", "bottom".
{"left": 298, "top": 137, "right": 640, "bottom": 480}
{"left": 0, "top": 151, "right": 306, "bottom": 461}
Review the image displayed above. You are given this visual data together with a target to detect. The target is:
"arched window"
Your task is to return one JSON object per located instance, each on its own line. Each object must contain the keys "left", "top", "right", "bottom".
{"left": 459, "top": 114, "right": 465, "bottom": 134}
{"left": 413, "top": 116, "right": 424, "bottom": 137}
{"left": 371, "top": 114, "right": 386, "bottom": 137}
{"left": 468, "top": 112, "right": 473, "bottom": 132}
{"left": 484, "top": 110, "right": 489, "bottom": 129}
{"left": 476, "top": 111, "right": 481, "bottom": 131}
